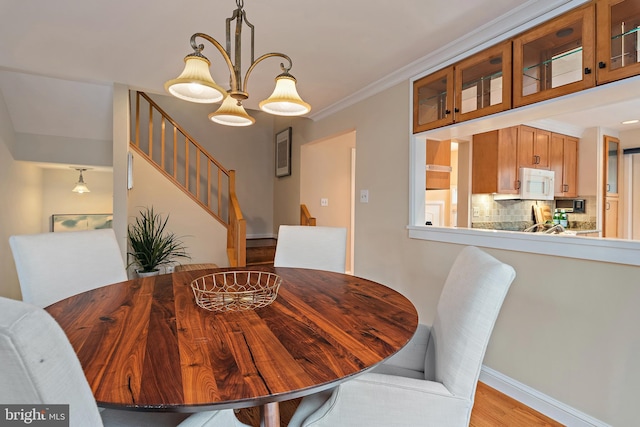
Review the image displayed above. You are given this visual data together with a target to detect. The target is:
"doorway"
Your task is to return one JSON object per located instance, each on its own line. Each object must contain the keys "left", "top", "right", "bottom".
{"left": 300, "top": 131, "right": 356, "bottom": 273}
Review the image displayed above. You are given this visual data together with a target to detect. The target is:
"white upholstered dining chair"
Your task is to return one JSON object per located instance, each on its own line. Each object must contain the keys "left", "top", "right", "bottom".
{"left": 9, "top": 229, "right": 129, "bottom": 307}
{"left": 288, "top": 246, "right": 516, "bottom": 427}
{"left": 0, "top": 295, "right": 244, "bottom": 427}
{"left": 273, "top": 225, "right": 347, "bottom": 273}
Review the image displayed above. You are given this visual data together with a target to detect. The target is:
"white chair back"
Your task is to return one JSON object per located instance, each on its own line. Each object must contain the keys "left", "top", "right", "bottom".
{"left": 0, "top": 296, "right": 241, "bottom": 427}
{"left": 0, "top": 296, "right": 104, "bottom": 426}
{"left": 273, "top": 225, "right": 347, "bottom": 273}
{"left": 429, "top": 246, "right": 516, "bottom": 401}
{"left": 9, "top": 229, "right": 128, "bottom": 307}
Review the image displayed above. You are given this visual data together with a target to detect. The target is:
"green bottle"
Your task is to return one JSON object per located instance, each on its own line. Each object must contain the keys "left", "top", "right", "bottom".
{"left": 553, "top": 209, "right": 560, "bottom": 225}
{"left": 560, "top": 209, "right": 568, "bottom": 228}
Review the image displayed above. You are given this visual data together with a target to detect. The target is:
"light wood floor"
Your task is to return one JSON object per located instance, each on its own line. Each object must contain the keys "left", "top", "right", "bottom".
{"left": 235, "top": 382, "right": 563, "bottom": 426}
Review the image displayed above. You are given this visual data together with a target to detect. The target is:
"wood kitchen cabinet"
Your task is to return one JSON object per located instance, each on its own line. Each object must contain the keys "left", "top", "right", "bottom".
{"left": 604, "top": 197, "right": 619, "bottom": 237}
{"left": 412, "top": 2, "right": 640, "bottom": 133}
{"left": 473, "top": 125, "right": 578, "bottom": 196}
{"left": 518, "top": 125, "right": 551, "bottom": 169}
{"left": 413, "top": 42, "right": 512, "bottom": 133}
{"left": 603, "top": 135, "right": 621, "bottom": 237}
{"left": 596, "top": 0, "right": 640, "bottom": 84}
{"left": 454, "top": 42, "right": 512, "bottom": 123}
{"left": 472, "top": 127, "right": 519, "bottom": 194}
{"left": 426, "top": 139, "right": 451, "bottom": 190}
{"left": 513, "top": 4, "right": 595, "bottom": 107}
{"left": 413, "top": 68, "right": 453, "bottom": 133}
{"left": 550, "top": 133, "right": 579, "bottom": 197}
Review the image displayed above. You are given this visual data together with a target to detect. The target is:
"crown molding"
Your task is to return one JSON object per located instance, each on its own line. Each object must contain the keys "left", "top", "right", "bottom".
{"left": 309, "top": 0, "right": 589, "bottom": 122}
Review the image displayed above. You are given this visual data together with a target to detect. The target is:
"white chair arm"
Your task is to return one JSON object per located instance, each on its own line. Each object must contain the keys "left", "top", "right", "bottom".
{"left": 374, "top": 323, "right": 430, "bottom": 375}
{"left": 298, "top": 372, "right": 471, "bottom": 427}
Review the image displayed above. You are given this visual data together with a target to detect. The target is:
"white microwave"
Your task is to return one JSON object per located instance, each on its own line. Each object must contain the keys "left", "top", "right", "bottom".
{"left": 492, "top": 167, "right": 555, "bottom": 201}
{"left": 519, "top": 167, "right": 554, "bottom": 200}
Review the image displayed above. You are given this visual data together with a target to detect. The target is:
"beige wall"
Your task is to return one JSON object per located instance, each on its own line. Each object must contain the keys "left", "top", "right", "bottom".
{"left": 41, "top": 168, "right": 113, "bottom": 232}
{"left": 0, "top": 90, "right": 43, "bottom": 300}
{"left": 147, "top": 93, "right": 276, "bottom": 238}
{"left": 127, "top": 150, "right": 229, "bottom": 272}
{"left": 300, "top": 131, "right": 355, "bottom": 272}
{"left": 273, "top": 121, "right": 307, "bottom": 229}
{"left": 273, "top": 81, "right": 640, "bottom": 426}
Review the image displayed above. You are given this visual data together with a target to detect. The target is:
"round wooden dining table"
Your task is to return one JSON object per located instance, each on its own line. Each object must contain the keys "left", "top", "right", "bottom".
{"left": 45, "top": 266, "right": 418, "bottom": 427}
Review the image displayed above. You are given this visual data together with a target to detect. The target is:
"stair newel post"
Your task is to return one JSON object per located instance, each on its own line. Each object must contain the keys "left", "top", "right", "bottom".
{"left": 228, "top": 170, "right": 247, "bottom": 267}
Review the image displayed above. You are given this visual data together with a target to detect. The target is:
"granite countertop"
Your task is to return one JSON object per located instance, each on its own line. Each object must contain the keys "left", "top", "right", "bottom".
{"left": 472, "top": 221, "right": 598, "bottom": 233}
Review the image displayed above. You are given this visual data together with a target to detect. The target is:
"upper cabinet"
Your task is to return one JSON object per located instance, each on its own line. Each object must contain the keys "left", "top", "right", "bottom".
{"left": 413, "top": 42, "right": 512, "bottom": 133}
{"left": 413, "top": 2, "right": 640, "bottom": 133}
{"left": 517, "top": 125, "right": 551, "bottom": 169}
{"left": 426, "top": 139, "right": 452, "bottom": 190}
{"left": 596, "top": 0, "right": 640, "bottom": 84}
{"left": 472, "top": 127, "right": 519, "bottom": 195}
{"left": 603, "top": 135, "right": 621, "bottom": 237}
{"left": 414, "top": 68, "right": 454, "bottom": 133}
{"left": 454, "top": 42, "right": 512, "bottom": 123}
{"left": 513, "top": 5, "right": 596, "bottom": 107}
{"left": 605, "top": 135, "right": 621, "bottom": 195}
{"left": 472, "top": 125, "right": 579, "bottom": 197}
{"left": 550, "top": 133, "right": 579, "bottom": 197}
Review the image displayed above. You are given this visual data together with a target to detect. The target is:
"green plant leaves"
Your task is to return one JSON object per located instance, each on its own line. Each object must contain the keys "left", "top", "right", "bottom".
{"left": 127, "top": 207, "right": 190, "bottom": 272}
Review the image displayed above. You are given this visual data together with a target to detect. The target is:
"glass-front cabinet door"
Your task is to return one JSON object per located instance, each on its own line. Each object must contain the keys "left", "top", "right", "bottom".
{"left": 596, "top": 0, "right": 640, "bottom": 84}
{"left": 513, "top": 4, "right": 595, "bottom": 107}
{"left": 454, "top": 41, "right": 512, "bottom": 123}
{"left": 603, "top": 135, "right": 621, "bottom": 238}
{"left": 413, "top": 68, "right": 454, "bottom": 133}
{"left": 605, "top": 136, "right": 620, "bottom": 195}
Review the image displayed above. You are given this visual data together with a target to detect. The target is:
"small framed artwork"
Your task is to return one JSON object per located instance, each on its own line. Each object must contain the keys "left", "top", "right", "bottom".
{"left": 275, "top": 127, "right": 292, "bottom": 177}
{"left": 51, "top": 214, "right": 113, "bottom": 232}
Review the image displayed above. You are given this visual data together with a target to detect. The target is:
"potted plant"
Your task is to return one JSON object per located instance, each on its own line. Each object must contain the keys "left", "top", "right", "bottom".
{"left": 127, "top": 206, "right": 190, "bottom": 276}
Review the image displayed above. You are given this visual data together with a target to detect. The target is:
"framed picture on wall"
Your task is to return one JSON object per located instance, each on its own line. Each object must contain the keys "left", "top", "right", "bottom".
{"left": 275, "top": 127, "right": 292, "bottom": 177}
{"left": 51, "top": 214, "right": 113, "bottom": 232}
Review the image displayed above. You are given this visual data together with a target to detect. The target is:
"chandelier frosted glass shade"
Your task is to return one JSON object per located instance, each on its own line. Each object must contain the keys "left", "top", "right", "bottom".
{"left": 164, "top": 54, "right": 226, "bottom": 103}
{"left": 259, "top": 73, "right": 311, "bottom": 116}
{"left": 208, "top": 96, "right": 256, "bottom": 127}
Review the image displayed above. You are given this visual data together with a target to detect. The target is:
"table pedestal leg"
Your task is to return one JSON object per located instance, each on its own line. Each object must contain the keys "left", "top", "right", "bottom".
{"left": 260, "top": 402, "right": 280, "bottom": 427}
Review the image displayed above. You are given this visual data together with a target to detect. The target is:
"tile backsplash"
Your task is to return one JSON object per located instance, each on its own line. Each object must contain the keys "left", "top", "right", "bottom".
{"left": 471, "top": 195, "right": 597, "bottom": 231}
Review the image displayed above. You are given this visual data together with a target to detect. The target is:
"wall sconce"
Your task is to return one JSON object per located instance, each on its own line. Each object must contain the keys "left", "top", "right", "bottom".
{"left": 72, "top": 168, "right": 91, "bottom": 194}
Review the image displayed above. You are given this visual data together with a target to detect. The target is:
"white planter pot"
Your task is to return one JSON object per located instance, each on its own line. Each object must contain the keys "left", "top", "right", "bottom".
{"left": 136, "top": 269, "right": 160, "bottom": 278}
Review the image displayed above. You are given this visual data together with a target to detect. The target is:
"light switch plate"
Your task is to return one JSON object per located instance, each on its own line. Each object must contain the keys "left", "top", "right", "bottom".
{"left": 360, "top": 190, "right": 369, "bottom": 203}
{"left": 321, "top": 198, "right": 329, "bottom": 207}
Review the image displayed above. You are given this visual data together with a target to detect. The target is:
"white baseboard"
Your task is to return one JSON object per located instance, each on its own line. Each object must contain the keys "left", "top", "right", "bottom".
{"left": 479, "top": 366, "right": 611, "bottom": 427}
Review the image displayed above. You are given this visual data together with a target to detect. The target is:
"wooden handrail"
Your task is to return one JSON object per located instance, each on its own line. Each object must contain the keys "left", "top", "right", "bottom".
{"left": 228, "top": 171, "right": 246, "bottom": 267}
{"left": 300, "top": 204, "right": 317, "bottom": 226}
{"left": 131, "top": 91, "right": 246, "bottom": 266}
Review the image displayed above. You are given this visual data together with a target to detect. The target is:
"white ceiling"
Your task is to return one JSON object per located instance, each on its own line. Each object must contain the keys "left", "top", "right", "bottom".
{"left": 0, "top": 0, "right": 638, "bottom": 143}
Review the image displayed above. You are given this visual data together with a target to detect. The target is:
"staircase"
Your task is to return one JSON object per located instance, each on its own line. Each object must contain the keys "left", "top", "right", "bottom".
{"left": 130, "top": 92, "right": 318, "bottom": 268}
{"left": 130, "top": 91, "right": 246, "bottom": 267}
{"left": 246, "top": 238, "right": 277, "bottom": 266}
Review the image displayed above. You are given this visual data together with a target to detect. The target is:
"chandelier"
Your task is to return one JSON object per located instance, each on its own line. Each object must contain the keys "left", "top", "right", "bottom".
{"left": 164, "top": 0, "right": 311, "bottom": 127}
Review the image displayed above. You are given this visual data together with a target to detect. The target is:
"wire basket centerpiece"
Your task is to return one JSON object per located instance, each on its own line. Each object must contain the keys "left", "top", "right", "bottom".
{"left": 190, "top": 270, "right": 282, "bottom": 312}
